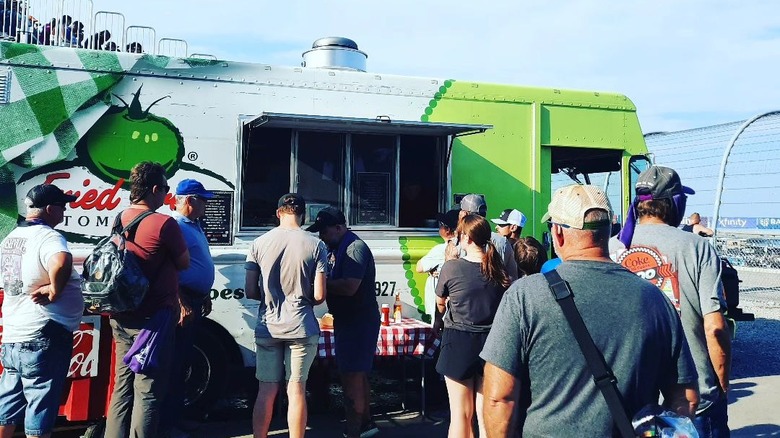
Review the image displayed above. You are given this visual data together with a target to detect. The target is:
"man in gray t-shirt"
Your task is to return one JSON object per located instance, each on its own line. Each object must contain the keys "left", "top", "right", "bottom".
{"left": 481, "top": 184, "right": 697, "bottom": 437}
{"left": 611, "top": 166, "right": 731, "bottom": 438}
{"left": 245, "top": 193, "right": 327, "bottom": 438}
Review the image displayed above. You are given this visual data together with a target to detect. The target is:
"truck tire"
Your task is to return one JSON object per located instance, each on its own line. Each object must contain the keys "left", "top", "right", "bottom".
{"left": 82, "top": 419, "right": 105, "bottom": 438}
{"left": 184, "top": 326, "right": 228, "bottom": 418}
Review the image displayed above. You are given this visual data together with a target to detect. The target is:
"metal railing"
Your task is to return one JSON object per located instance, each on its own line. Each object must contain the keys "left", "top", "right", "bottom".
{"left": 1, "top": 0, "right": 93, "bottom": 47}
{"left": 124, "top": 24, "right": 153, "bottom": 54}
{"left": 157, "top": 37, "right": 187, "bottom": 57}
{"left": 714, "top": 232, "right": 780, "bottom": 292}
{"left": 1, "top": 0, "right": 192, "bottom": 57}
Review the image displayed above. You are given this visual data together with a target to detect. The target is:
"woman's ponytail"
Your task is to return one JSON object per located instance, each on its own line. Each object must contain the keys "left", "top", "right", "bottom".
{"left": 483, "top": 241, "right": 511, "bottom": 289}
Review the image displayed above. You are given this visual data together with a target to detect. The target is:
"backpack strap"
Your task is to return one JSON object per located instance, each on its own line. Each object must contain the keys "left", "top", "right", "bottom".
{"left": 543, "top": 269, "right": 636, "bottom": 438}
{"left": 113, "top": 210, "right": 155, "bottom": 235}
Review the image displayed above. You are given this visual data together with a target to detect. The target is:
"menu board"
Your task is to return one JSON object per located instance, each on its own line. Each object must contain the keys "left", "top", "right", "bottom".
{"left": 202, "top": 190, "right": 234, "bottom": 246}
{"left": 356, "top": 172, "right": 390, "bottom": 224}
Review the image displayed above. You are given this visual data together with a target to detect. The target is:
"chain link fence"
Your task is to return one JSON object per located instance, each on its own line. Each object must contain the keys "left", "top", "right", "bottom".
{"left": 646, "top": 113, "right": 780, "bottom": 293}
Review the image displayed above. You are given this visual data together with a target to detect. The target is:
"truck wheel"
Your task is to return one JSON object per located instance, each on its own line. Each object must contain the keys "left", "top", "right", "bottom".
{"left": 82, "top": 419, "right": 105, "bottom": 438}
{"left": 184, "top": 327, "right": 228, "bottom": 418}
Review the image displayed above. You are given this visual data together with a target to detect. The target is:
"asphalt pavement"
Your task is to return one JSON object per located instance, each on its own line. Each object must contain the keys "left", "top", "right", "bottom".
{"left": 188, "top": 377, "right": 780, "bottom": 438}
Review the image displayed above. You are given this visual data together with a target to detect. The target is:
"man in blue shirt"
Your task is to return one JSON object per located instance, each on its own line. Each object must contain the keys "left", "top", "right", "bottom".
{"left": 162, "top": 178, "right": 216, "bottom": 435}
{"left": 307, "top": 207, "right": 380, "bottom": 438}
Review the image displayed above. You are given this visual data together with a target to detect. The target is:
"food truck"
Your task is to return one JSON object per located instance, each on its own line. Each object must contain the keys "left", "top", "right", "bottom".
{"left": 0, "top": 0, "right": 651, "bottom": 423}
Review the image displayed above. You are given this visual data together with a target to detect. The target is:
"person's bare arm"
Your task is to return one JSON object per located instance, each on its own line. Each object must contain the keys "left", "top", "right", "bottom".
{"left": 662, "top": 383, "right": 698, "bottom": 418}
{"left": 326, "top": 277, "right": 361, "bottom": 297}
{"left": 704, "top": 311, "right": 731, "bottom": 392}
{"left": 483, "top": 362, "right": 520, "bottom": 438}
{"left": 435, "top": 295, "right": 447, "bottom": 315}
{"left": 173, "top": 249, "right": 190, "bottom": 271}
{"left": 245, "top": 269, "right": 262, "bottom": 301}
{"left": 693, "top": 224, "right": 714, "bottom": 237}
{"left": 31, "top": 252, "right": 72, "bottom": 305}
{"left": 313, "top": 271, "right": 327, "bottom": 304}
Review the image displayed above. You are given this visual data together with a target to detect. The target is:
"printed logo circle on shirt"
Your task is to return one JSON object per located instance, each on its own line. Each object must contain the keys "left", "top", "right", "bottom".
{"left": 616, "top": 247, "right": 665, "bottom": 287}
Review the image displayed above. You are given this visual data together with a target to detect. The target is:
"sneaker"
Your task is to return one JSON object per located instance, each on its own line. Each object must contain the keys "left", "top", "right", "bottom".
{"left": 343, "top": 421, "right": 380, "bottom": 438}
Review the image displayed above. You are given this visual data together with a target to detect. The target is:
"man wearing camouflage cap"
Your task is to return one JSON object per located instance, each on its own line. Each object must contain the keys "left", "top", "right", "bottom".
{"left": 611, "top": 165, "right": 731, "bottom": 438}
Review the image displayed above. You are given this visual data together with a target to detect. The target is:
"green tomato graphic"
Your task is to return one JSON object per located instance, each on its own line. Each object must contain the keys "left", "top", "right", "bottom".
{"left": 82, "top": 85, "right": 184, "bottom": 184}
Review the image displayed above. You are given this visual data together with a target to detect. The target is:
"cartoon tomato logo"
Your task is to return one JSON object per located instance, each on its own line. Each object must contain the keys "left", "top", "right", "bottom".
{"left": 80, "top": 85, "right": 184, "bottom": 185}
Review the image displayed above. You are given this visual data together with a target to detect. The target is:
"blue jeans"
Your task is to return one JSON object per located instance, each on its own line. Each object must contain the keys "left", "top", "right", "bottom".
{"left": 694, "top": 392, "right": 730, "bottom": 438}
{"left": 0, "top": 320, "right": 73, "bottom": 436}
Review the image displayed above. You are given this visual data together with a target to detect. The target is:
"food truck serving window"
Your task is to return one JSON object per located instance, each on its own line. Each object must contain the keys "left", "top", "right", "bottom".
{"left": 240, "top": 113, "right": 490, "bottom": 229}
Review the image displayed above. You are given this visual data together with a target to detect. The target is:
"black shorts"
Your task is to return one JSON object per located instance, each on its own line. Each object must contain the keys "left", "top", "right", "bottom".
{"left": 435, "top": 328, "right": 489, "bottom": 381}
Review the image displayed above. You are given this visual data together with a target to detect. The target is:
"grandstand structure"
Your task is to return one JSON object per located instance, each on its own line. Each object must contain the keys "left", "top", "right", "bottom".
{"left": 645, "top": 112, "right": 780, "bottom": 290}
{"left": 1, "top": 0, "right": 191, "bottom": 57}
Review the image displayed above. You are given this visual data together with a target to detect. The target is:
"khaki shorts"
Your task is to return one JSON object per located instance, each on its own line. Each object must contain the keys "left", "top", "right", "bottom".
{"left": 255, "top": 335, "right": 319, "bottom": 383}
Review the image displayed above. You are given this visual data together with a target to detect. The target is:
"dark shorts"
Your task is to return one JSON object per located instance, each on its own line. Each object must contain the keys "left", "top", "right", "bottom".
{"left": 333, "top": 317, "right": 380, "bottom": 373}
{"left": 436, "top": 328, "right": 489, "bottom": 381}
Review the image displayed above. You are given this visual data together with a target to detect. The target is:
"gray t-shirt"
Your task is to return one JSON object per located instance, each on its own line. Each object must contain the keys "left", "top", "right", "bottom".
{"left": 492, "top": 232, "right": 518, "bottom": 281}
{"left": 610, "top": 223, "right": 725, "bottom": 412}
{"left": 480, "top": 261, "right": 696, "bottom": 437}
{"left": 246, "top": 227, "right": 328, "bottom": 339}
{"left": 435, "top": 258, "right": 506, "bottom": 332}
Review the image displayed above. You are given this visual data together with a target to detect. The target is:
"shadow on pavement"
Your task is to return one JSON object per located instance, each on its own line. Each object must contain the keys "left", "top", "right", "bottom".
{"left": 727, "top": 381, "right": 756, "bottom": 404}
{"left": 731, "top": 423, "right": 780, "bottom": 437}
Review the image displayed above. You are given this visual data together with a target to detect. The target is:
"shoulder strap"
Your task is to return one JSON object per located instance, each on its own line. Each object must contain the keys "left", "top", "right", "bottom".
{"left": 113, "top": 210, "right": 155, "bottom": 235}
{"left": 543, "top": 269, "right": 636, "bottom": 438}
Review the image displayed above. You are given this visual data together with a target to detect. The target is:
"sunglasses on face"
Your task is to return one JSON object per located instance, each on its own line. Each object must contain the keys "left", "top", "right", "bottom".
{"left": 159, "top": 184, "right": 170, "bottom": 193}
{"left": 496, "top": 223, "right": 511, "bottom": 228}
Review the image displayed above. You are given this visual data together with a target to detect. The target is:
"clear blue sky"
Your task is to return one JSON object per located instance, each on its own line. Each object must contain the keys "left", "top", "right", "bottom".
{"left": 97, "top": 0, "right": 780, "bottom": 134}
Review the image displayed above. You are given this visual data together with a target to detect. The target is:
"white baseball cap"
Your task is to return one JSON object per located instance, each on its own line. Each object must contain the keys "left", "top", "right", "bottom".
{"left": 491, "top": 209, "right": 527, "bottom": 227}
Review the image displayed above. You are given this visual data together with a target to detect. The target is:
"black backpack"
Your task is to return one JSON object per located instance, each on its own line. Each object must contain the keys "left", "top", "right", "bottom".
{"left": 81, "top": 210, "right": 154, "bottom": 314}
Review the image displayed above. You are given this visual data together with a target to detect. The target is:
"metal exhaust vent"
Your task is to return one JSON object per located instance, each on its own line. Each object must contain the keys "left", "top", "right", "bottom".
{"left": 302, "top": 37, "right": 367, "bottom": 72}
{"left": 0, "top": 70, "right": 11, "bottom": 105}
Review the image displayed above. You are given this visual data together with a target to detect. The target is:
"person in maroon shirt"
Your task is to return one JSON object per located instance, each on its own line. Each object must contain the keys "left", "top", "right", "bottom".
{"left": 104, "top": 161, "right": 190, "bottom": 438}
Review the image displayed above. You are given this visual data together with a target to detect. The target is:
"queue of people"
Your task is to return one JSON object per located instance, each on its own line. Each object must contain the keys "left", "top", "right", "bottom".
{"left": 418, "top": 166, "right": 730, "bottom": 438}
{"left": 0, "top": 162, "right": 731, "bottom": 438}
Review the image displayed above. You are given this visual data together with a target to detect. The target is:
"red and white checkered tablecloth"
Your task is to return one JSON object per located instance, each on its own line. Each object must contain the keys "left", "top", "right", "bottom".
{"left": 318, "top": 317, "right": 439, "bottom": 359}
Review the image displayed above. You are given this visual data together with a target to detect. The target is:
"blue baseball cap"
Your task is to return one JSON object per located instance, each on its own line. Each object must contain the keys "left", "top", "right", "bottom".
{"left": 175, "top": 179, "right": 214, "bottom": 198}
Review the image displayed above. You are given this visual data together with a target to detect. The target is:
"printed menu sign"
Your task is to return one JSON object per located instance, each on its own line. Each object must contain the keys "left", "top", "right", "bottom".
{"left": 202, "top": 190, "right": 233, "bottom": 246}
{"left": 356, "top": 172, "right": 390, "bottom": 225}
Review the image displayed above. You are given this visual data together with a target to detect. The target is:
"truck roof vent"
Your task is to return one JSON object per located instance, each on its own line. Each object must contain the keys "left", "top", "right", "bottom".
{"left": 302, "top": 37, "right": 367, "bottom": 72}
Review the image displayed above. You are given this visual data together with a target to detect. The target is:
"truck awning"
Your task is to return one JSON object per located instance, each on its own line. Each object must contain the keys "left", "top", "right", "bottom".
{"left": 247, "top": 112, "right": 492, "bottom": 137}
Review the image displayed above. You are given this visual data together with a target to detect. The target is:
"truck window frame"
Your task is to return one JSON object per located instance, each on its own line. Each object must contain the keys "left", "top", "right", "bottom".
{"left": 237, "top": 113, "right": 490, "bottom": 231}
